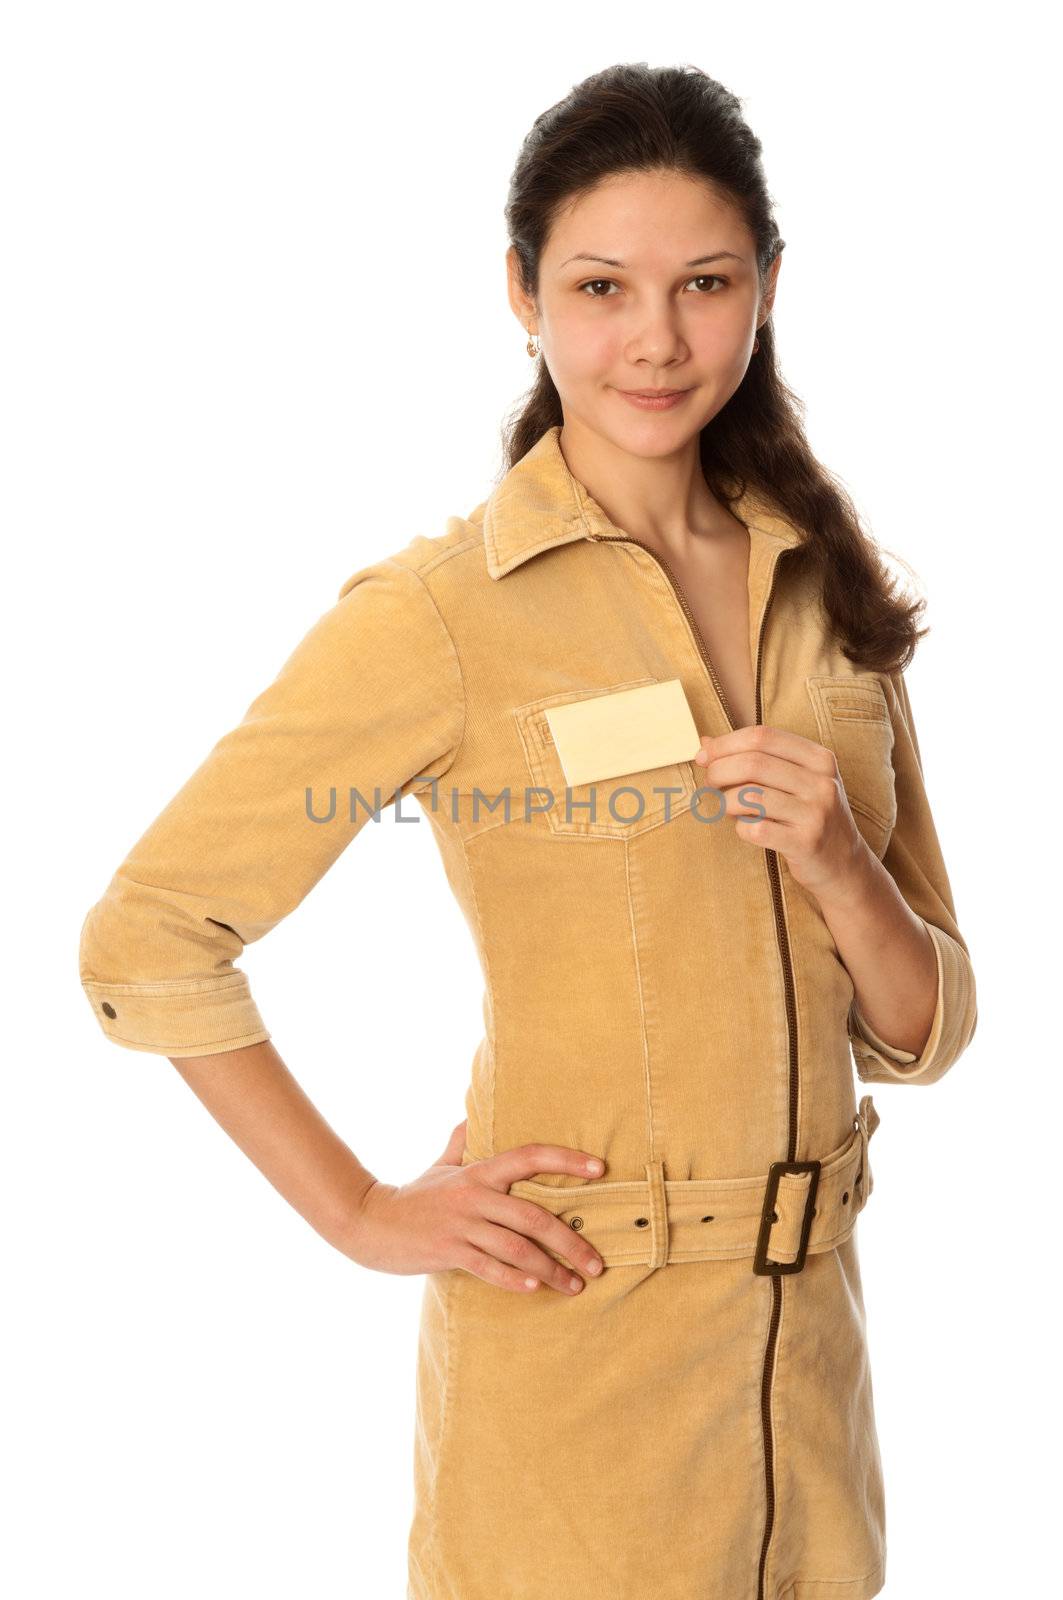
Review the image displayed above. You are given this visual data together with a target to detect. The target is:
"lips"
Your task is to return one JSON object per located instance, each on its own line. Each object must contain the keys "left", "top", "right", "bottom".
{"left": 614, "top": 387, "right": 693, "bottom": 411}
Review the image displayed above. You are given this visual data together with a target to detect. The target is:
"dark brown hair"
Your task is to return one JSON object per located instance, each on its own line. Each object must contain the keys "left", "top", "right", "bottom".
{"left": 500, "top": 62, "right": 926, "bottom": 674}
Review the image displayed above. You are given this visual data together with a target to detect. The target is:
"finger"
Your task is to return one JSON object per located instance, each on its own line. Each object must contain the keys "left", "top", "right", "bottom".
{"left": 733, "top": 812, "right": 797, "bottom": 850}
{"left": 453, "top": 1244, "right": 547, "bottom": 1294}
{"left": 696, "top": 725, "right": 834, "bottom": 773}
{"left": 465, "top": 1218, "right": 590, "bottom": 1295}
{"left": 699, "top": 748, "right": 826, "bottom": 801}
{"left": 481, "top": 1143, "right": 605, "bottom": 1191}
{"left": 714, "top": 783, "right": 809, "bottom": 826}
{"left": 480, "top": 1190, "right": 604, "bottom": 1281}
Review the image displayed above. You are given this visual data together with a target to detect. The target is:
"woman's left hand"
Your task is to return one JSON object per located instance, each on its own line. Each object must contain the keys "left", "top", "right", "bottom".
{"left": 694, "top": 725, "right": 873, "bottom": 903}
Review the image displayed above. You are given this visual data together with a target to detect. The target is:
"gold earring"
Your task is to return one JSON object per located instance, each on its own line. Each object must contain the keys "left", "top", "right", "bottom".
{"left": 526, "top": 330, "right": 541, "bottom": 358}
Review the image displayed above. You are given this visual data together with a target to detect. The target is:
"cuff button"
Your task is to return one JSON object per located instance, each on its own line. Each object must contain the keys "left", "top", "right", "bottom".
{"left": 101, "top": 1002, "right": 117, "bottom": 1018}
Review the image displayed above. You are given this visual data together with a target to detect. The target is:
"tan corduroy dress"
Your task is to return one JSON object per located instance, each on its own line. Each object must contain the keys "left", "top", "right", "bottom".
{"left": 79, "top": 424, "right": 977, "bottom": 1599}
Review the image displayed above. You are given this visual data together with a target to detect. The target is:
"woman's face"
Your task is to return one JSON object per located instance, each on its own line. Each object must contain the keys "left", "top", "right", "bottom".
{"left": 508, "top": 169, "right": 778, "bottom": 458}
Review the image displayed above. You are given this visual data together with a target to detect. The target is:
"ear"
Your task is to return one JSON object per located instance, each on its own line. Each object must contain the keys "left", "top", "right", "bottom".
{"left": 759, "top": 250, "right": 783, "bottom": 321}
{"left": 505, "top": 244, "right": 537, "bottom": 332}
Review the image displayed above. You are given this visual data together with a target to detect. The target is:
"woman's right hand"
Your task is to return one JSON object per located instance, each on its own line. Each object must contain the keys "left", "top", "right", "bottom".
{"left": 343, "top": 1119, "right": 607, "bottom": 1294}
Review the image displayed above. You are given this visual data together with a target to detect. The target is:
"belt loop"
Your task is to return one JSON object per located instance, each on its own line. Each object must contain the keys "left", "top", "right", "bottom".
{"left": 644, "top": 1159, "right": 669, "bottom": 1270}
{"left": 855, "top": 1094, "right": 879, "bottom": 1200}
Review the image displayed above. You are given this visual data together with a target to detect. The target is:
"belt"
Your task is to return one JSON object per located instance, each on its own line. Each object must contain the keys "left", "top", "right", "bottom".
{"left": 505, "top": 1095, "right": 880, "bottom": 1275}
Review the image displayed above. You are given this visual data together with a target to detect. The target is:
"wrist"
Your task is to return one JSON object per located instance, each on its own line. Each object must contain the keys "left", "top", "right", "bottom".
{"left": 330, "top": 1171, "right": 387, "bottom": 1261}
{"left": 811, "top": 835, "right": 880, "bottom": 917}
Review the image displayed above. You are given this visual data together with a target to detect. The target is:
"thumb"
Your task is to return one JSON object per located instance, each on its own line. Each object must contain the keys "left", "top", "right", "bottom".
{"left": 437, "top": 1118, "right": 469, "bottom": 1168}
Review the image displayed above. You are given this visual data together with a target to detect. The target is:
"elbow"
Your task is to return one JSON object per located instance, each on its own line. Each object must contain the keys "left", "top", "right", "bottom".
{"left": 78, "top": 895, "right": 270, "bottom": 1059}
{"left": 851, "top": 922, "right": 977, "bottom": 1087}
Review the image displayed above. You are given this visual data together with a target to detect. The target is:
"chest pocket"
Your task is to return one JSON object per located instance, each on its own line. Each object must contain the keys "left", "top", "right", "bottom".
{"left": 514, "top": 677, "right": 698, "bottom": 840}
{"left": 805, "top": 673, "right": 897, "bottom": 859}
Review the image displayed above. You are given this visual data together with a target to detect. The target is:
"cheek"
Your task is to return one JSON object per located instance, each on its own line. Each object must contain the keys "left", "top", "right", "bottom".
{"left": 550, "top": 306, "right": 623, "bottom": 379}
{"left": 691, "top": 308, "right": 754, "bottom": 368}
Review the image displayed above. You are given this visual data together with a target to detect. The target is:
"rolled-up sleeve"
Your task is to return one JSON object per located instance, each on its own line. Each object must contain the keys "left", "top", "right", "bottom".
{"left": 848, "top": 669, "right": 977, "bottom": 1086}
{"left": 78, "top": 556, "right": 466, "bottom": 1057}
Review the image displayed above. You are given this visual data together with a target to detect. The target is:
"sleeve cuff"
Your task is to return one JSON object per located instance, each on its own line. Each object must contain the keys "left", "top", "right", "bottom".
{"left": 849, "top": 920, "right": 977, "bottom": 1086}
{"left": 80, "top": 970, "right": 271, "bottom": 1058}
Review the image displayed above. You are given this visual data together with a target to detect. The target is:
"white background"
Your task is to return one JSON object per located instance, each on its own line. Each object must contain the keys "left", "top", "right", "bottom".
{"left": 3, "top": 3, "right": 1058, "bottom": 1595}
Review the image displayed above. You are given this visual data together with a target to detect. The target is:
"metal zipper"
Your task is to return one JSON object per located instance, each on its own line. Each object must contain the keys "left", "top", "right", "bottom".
{"left": 589, "top": 529, "right": 798, "bottom": 1600}
{"left": 752, "top": 570, "right": 800, "bottom": 1600}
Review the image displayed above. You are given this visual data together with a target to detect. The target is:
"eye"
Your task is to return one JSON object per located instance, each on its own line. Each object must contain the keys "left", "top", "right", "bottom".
{"left": 576, "top": 274, "right": 728, "bottom": 298}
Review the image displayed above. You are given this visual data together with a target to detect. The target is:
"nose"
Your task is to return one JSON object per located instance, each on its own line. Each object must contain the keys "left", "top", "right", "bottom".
{"left": 624, "top": 296, "right": 688, "bottom": 367}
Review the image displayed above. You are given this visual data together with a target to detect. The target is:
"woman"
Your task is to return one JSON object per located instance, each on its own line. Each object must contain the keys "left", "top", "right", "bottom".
{"left": 79, "top": 63, "right": 977, "bottom": 1600}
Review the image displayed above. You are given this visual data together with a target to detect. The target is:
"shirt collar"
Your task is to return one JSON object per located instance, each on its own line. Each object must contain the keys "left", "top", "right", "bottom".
{"left": 481, "top": 423, "right": 805, "bottom": 580}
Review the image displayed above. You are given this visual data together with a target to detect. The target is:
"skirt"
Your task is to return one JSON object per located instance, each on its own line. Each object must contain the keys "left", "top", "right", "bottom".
{"left": 406, "top": 1229, "right": 887, "bottom": 1599}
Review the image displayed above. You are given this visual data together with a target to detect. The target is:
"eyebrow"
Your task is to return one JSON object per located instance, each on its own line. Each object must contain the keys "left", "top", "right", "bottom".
{"left": 558, "top": 251, "right": 746, "bottom": 269}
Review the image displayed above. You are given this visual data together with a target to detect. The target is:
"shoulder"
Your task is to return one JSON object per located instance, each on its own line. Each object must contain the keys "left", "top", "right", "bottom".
{"left": 336, "top": 501, "right": 491, "bottom": 607}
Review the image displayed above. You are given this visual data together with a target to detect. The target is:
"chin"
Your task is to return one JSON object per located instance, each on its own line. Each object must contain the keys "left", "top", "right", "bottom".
{"left": 604, "top": 405, "right": 709, "bottom": 456}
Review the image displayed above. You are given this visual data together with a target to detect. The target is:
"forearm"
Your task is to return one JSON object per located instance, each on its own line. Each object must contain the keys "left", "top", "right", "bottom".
{"left": 168, "top": 1039, "right": 378, "bottom": 1255}
{"left": 812, "top": 842, "right": 939, "bottom": 1057}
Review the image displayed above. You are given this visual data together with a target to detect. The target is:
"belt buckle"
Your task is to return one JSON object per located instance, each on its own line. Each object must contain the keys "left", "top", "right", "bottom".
{"left": 753, "top": 1158, "right": 822, "bottom": 1275}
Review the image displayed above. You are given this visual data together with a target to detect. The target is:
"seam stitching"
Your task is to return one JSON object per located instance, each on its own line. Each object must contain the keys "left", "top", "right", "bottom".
{"left": 392, "top": 559, "right": 469, "bottom": 780}
{"left": 623, "top": 837, "right": 657, "bottom": 1165}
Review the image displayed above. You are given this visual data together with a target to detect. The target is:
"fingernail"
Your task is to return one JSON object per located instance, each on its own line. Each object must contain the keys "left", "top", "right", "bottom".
{"left": 587, "top": 1259, "right": 602, "bottom": 1275}
{"left": 586, "top": 1158, "right": 603, "bottom": 1173}
{"left": 524, "top": 1277, "right": 538, "bottom": 1288}
{"left": 569, "top": 1276, "right": 582, "bottom": 1292}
